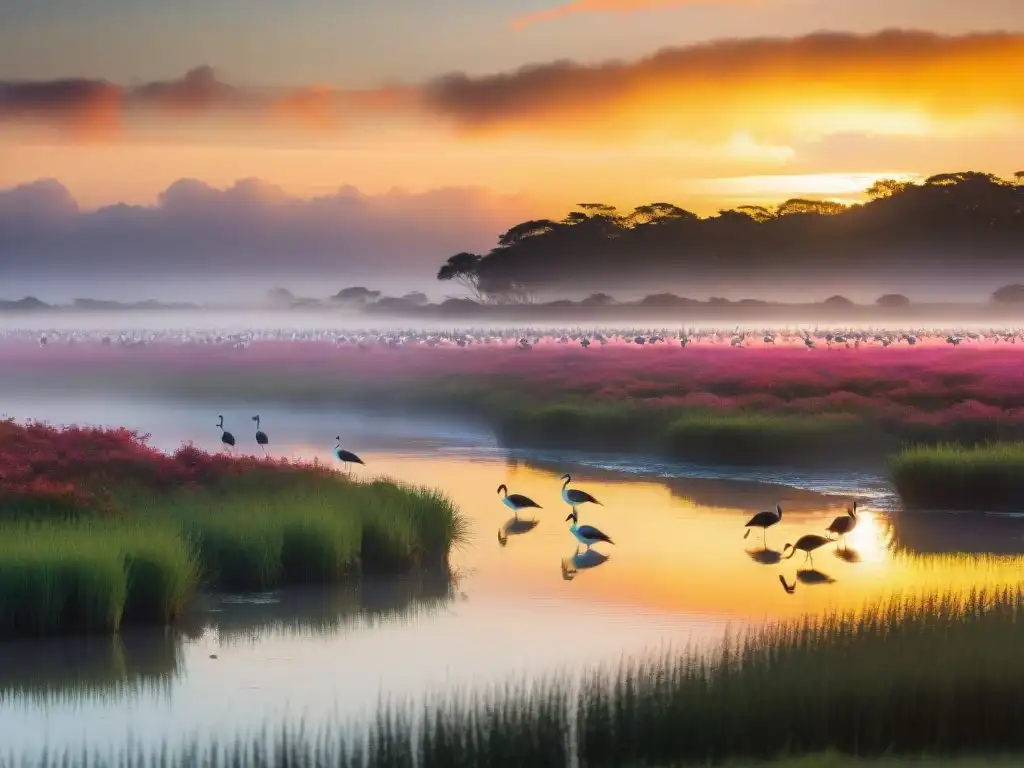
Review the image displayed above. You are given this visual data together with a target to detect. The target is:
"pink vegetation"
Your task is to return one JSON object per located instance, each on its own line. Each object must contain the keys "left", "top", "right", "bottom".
{"left": 5, "top": 342, "right": 1024, "bottom": 426}
{"left": 0, "top": 419, "right": 328, "bottom": 515}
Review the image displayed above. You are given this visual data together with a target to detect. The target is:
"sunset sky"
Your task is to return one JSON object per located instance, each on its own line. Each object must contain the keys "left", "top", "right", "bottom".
{"left": 3, "top": 0, "right": 1023, "bottom": 214}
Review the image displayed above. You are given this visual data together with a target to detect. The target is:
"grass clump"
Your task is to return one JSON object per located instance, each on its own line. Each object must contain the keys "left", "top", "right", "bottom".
{"left": 664, "top": 411, "right": 874, "bottom": 465}
{"left": 0, "top": 420, "right": 466, "bottom": 635}
{"left": 577, "top": 587, "right": 1024, "bottom": 766}
{"left": 0, "top": 523, "right": 198, "bottom": 637}
{"left": 891, "top": 442, "right": 1024, "bottom": 511}
{"left": 158, "top": 475, "right": 460, "bottom": 591}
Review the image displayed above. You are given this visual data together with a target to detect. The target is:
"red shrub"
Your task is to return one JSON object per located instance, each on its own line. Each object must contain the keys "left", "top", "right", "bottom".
{"left": 0, "top": 419, "right": 330, "bottom": 517}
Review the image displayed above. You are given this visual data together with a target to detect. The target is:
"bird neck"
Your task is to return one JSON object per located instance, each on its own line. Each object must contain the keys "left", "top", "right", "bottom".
{"left": 562, "top": 477, "right": 570, "bottom": 490}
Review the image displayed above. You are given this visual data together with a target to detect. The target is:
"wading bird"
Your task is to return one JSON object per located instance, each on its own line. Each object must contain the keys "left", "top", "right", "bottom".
{"left": 252, "top": 415, "right": 269, "bottom": 455}
{"left": 497, "top": 484, "right": 541, "bottom": 520}
{"left": 782, "top": 534, "right": 831, "bottom": 567}
{"left": 565, "top": 510, "right": 614, "bottom": 552}
{"left": 743, "top": 504, "right": 782, "bottom": 549}
{"left": 217, "top": 415, "right": 235, "bottom": 452}
{"left": 333, "top": 438, "right": 365, "bottom": 473}
{"left": 826, "top": 502, "right": 858, "bottom": 550}
{"left": 560, "top": 473, "right": 602, "bottom": 513}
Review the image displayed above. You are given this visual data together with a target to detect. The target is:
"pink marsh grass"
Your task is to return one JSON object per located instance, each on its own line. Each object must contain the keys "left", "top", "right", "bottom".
{"left": 5, "top": 341, "right": 1024, "bottom": 425}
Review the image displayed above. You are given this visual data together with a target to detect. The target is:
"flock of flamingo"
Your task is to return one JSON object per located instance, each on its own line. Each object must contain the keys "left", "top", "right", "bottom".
{"left": 498, "top": 472, "right": 861, "bottom": 588}
{"left": 17, "top": 325, "right": 1024, "bottom": 350}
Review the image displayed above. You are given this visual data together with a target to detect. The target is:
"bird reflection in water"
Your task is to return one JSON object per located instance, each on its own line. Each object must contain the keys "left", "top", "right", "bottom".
{"left": 561, "top": 549, "right": 610, "bottom": 581}
{"left": 834, "top": 546, "right": 863, "bottom": 563}
{"left": 497, "top": 517, "right": 540, "bottom": 547}
{"left": 746, "top": 548, "right": 782, "bottom": 565}
{"left": 779, "top": 570, "right": 837, "bottom": 594}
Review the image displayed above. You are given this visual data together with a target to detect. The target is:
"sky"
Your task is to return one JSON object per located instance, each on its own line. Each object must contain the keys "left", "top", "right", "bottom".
{"left": 1, "top": 0, "right": 1023, "bottom": 300}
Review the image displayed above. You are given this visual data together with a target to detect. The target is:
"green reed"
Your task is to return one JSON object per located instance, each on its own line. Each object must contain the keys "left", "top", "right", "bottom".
{"left": 0, "top": 473, "right": 465, "bottom": 635}
{"left": 0, "top": 522, "right": 198, "bottom": 637}
{"left": 890, "top": 442, "right": 1024, "bottom": 511}
{"left": 11, "top": 588, "right": 1024, "bottom": 765}
{"left": 156, "top": 474, "right": 463, "bottom": 591}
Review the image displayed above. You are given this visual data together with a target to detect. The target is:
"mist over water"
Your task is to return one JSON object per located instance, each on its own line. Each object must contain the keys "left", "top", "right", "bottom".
{"left": 2, "top": 308, "right": 1024, "bottom": 335}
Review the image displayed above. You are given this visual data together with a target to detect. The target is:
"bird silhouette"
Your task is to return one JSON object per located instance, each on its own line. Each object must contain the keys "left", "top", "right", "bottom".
{"left": 782, "top": 534, "right": 831, "bottom": 567}
{"left": 743, "top": 504, "right": 782, "bottom": 549}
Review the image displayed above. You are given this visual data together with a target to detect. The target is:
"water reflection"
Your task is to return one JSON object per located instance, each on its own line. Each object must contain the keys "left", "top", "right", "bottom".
{"left": 834, "top": 547, "right": 863, "bottom": 564}
{"left": 747, "top": 548, "right": 782, "bottom": 565}
{"left": 0, "top": 571, "right": 455, "bottom": 704}
{"left": 887, "top": 511, "right": 1024, "bottom": 556}
{"left": 561, "top": 550, "right": 610, "bottom": 581}
{"left": 779, "top": 570, "right": 837, "bottom": 593}
{"left": 498, "top": 517, "right": 540, "bottom": 547}
{"left": 0, "top": 631, "right": 181, "bottom": 706}
{"left": 8, "top": 402, "right": 1024, "bottom": 754}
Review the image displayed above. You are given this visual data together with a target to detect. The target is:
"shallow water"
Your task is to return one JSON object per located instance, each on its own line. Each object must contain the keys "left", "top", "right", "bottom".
{"left": 2, "top": 397, "right": 1023, "bottom": 755}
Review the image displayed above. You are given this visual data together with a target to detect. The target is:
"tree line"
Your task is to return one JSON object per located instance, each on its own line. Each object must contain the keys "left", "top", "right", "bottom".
{"left": 438, "top": 171, "right": 1024, "bottom": 301}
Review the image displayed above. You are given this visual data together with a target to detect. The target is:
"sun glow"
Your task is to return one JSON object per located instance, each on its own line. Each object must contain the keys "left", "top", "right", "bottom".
{"left": 689, "top": 172, "right": 921, "bottom": 200}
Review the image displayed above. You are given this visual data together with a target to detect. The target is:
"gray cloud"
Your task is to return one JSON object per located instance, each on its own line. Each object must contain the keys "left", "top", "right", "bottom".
{"left": 0, "top": 179, "right": 534, "bottom": 302}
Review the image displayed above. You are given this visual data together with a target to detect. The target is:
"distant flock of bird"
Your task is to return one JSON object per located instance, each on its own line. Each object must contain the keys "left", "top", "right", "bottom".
{"left": 18, "top": 325, "right": 1024, "bottom": 351}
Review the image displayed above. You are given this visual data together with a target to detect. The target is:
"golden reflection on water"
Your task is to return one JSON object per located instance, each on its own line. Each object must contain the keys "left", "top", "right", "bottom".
{"left": 5, "top": 440, "right": 1024, "bottom": 753}
{"left": 295, "top": 448, "right": 1024, "bottom": 623}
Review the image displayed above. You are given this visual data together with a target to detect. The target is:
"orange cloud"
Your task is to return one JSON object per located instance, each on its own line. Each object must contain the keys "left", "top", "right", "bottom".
{"left": 510, "top": 0, "right": 756, "bottom": 30}
{"left": 4, "top": 31, "right": 1023, "bottom": 149}
{"left": 0, "top": 78, "right": 125, "bottom": 140}
{"left": 422, "top": 30, "right": 1024, "bottom": 143}
{"left": 270, "top": 86, "right": 341, "bottom": 131}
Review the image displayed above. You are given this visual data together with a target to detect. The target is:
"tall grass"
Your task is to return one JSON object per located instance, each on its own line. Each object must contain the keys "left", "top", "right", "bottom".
{"left": 497, "top": 403, "right": 884, "bottom": 465}
{"left": 0, "top": 476, "right": 464, "bottom": 636}
{"left": 890, "top": 443, "right": 1024, "bottom": 511}
{"left": 11, "top": 588, "right": 1024, "bottom": 766}
{"left": 153, "top": 474, "right": 463, "bottom": 591}
{"left": 0, "top": 420, "right": 466, "bottom": 635}
{"left": 0, "top": 522, "right": 199, "bottom": 637}
{"left": 663, "top": 411, "right": 876, "bottom": 465}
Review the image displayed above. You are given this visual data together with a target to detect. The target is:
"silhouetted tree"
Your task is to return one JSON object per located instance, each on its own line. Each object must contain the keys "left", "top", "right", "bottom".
{"left": 867, "top": 179, "right": 912, "bottom": 199}
{"left": 581, "top": 293, "right": 616, "bottom": 306}
{"left": 1015, "top": 171, "right": 1024, "bottom": 186}
{"left": 735, "top": 205, "right": 775, "bottom": 223}
{"left": 876, "top": 294, "right": 911, "bottom": 308}
{"left": 332, "top": 286, "right": 381, "bottom": 304}
{"left": 438, "top": 171, "right": 1024, "bottom": 295}
{"left": 992, "top": 284, "right": 1024, "bottom": 304}
{"left": 823, "top": 295, "right": 854, "bottom": 306}
{"left": 777, "top": 199, "right": 846, "bottom": 217}
{"left": 401, "top": 291, "right": 429, "bottom": 306}
{"left": 437, "top": 253, "right": 486, "bottom": 301}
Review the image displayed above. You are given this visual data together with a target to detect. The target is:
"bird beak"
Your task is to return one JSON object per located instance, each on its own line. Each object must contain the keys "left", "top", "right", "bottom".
{"left": 565, "top": 513, "right": 573, "bottom": 521}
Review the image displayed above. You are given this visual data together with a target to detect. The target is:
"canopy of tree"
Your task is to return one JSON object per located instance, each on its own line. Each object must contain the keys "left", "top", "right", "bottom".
{"left": 992, "top": 284, "right": 1024, "bottom": 303}
{"left": 876, "top": 294, "right": 911, "bottom": 308}
{"left": 332, "top": 286, "right": 381, "bottom": 304}
{"left": 437, "top": 172, "right": 1024, "bottom": 299}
